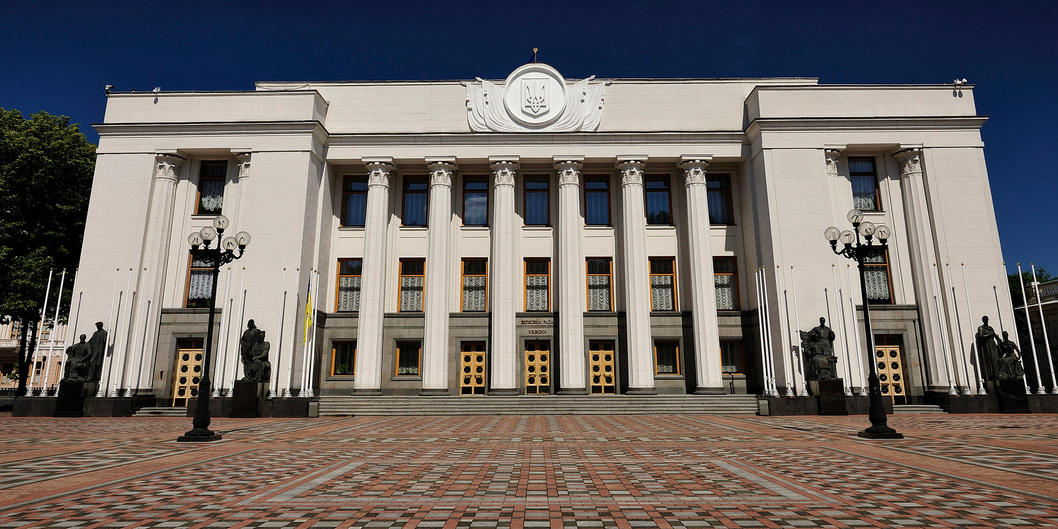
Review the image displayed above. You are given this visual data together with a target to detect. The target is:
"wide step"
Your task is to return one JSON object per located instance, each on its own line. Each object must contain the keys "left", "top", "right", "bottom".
{"left": 319, "top": 395, "right": 758, "bottom": 416}
{"left": 133, "top": 406, "right": 187, "bottom": 417}
{"left": 893, "top": 404, "right": 947, "bottom": 414}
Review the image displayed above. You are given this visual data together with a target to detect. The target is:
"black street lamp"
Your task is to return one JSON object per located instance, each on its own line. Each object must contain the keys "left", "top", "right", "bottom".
{"left": 177, "top": 215, "right": 250, "bottom": 442}
{"left": 825, "top": 209, "right": 903, "bottom": 440}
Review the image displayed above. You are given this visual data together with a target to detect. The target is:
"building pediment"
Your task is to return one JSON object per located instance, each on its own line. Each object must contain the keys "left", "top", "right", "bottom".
{"left": 464, "top": 63, "right": 609, "bottom": 133}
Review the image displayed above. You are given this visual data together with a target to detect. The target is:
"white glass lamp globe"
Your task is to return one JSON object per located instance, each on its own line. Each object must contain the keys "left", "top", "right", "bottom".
{"left": 839, "top": 230, "right": 855, "bottom": 245}
{"left": 221, "top": 237, "right": 238, "bottom": 251}
{"left": 212, "top": 215, "right": 230, "bottom": 230}
{"left": 859, "top": 221, "right": 876, "bottom": 237}
{"left": 824, "top": 227, "right": 841, "bottom": 242}
{"left": 875, "top": 225, "right": 891, "bottom": 241}
{"left": 847, "top": 209, "right": 864, "bottom": 224}
{"left": 235, "top": 231, "right": 251, "bottom": 247}
{"left": 188, "top": 233, "right": 203, "bottom": 247}
{"left": 200, "top": 226, "right": 218, "bottom": 242}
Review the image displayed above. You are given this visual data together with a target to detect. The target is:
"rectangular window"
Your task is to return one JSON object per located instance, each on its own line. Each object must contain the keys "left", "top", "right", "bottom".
{"left": 395, "top": 341, "right": 421, "bottom": 376}
{"left": 336, "top": 259, "right": 362, "bottom": 312}
{"left": 849, "top": 157, "right": 881, "bottom": 212}
{"left": 196, "top": 162, "right": 227, "bottom": 215}
{"left": 864, "top": 251, "right": 894, "bottom": 304}
{"left": 655, "top": 340, "right": 680, "bottom": 375}
{"left": 714, "top": 257, "right": 739, "bottom": 310}
{"left": 524, "top": 258, "right": 551, "bottom": 312}
{"left": 186, "top": 253, "right": 213, "bottom": 308}
{"left": 462, "top": 258, "right": 488, "bottom": 312}
{"left": 586, "top": 258, "right": 613, "bottom": 311}
{"left": 402, "top": 177, "right": 428, "bottom": 226}
{"left": 331, "top": 342, "right": 355, "bottom": 376}
{"left": 341, "top": 176, "right": 368, "bottom": 227}
{"left": 524, "top": 176, "right": 550, "bottom": 225}
{"left": 7, "top": 321, "right": 20, "bottom": 341}
{"left": 463, "top": 176, "right": 488, "bottom": 226}
{"left": 584, "top": 175, "right": 610, "bottom": 225}
{"left": 707, "top": 175, "right": 733, "bottom": 224}
{"left": 399, "top": 259, "right": 425, "bottom": 312}
{"left": 645, "top": 175, "right": 672, "bottom": 225}
{"left": 721, "top": 341, "right": 744, "bottom": 373}
{"left": 649, "top": 257, "right": 677, "bottom": 311}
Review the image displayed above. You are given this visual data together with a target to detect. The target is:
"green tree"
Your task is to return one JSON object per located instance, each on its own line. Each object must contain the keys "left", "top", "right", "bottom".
{"left": 0, "top": 109, "right": 95, "bottom": 396}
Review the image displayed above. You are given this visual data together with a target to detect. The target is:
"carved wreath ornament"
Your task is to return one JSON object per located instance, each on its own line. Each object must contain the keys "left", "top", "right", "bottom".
{"left": 465, "top": 63, "right": 608, "bottom": 133}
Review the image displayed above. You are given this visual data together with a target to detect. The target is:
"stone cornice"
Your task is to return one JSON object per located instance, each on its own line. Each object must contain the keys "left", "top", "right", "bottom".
{"left": 745, "top": 116, "right": 988, "bottom": 142}
{"left": 94, "top": 120, "right": 328, "bottom": 138}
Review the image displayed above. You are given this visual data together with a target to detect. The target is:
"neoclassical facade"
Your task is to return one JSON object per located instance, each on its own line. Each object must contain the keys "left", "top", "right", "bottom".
{"left": 67, "top": 64, "right": 1014, "bottom": 405}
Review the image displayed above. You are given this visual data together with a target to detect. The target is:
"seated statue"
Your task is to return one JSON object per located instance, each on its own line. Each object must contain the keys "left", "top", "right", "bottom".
{"left": 62, "top": 334, "right": 93, "bottom": 382}
{"left": 996, "top": 331, "right": 1026, "bottom": 380}
{"left": 239, "top": 320, "right": 271, "bottom": 384}
{"left": 801, "top": 317, "right": 839, "bottom": 381}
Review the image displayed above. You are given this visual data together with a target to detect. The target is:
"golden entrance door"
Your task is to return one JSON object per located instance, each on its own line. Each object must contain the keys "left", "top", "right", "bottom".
{"left": 874, "top": 335, "right": 908, "bottom": 404}
{"left": 171, "top": 338, "right": 204, "bottom": 407}
{"left": 589, "top": 340, "right": 616, "bottom": 394}
{"left": 524, "top": 340, "right": 550, "bottom": 394}
{"left": 460, "top": 342, "right": 486, "bottom": 395}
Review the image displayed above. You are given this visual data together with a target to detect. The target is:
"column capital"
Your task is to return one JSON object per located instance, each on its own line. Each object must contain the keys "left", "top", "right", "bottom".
{"left": 824, "top": 149, "right": 841, "bottom": 177}
{"left": 894, "top": 148, "right": 923, "bottom": 176}
{"left": 154, "top": 152, "right": 185, "bottom": 181}
{"left": 554, "top": 158, "right": 583, "bottom": 187}
{"left": 616, "top": 159, "right": 645, "bottom": 186}
{"left": 678, "top": 156, "right": 712, "bottom": 186}
{"left": 364, "top": 157, "right": 395, "bottom": 188}
{"left": 490, "top": 159, "right": 518, "bottom": 187}
{"left": 235, "top": 152, "right": 252, "bottom": 180}
{"left": 427, "top": 159, "right": 456, "bottom": 187}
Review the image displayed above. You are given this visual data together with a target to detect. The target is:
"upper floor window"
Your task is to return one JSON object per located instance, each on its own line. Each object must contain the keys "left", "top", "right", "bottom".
{"left": 462, "top": 258, "right": 488, "bottom": 312}
{"left": 585, "top": 175, "right": 610, "bottom": 226}
{"left": 402, "top": 177, "right": 428, "bottom": 226}
{"left": 645, "top": 175, "right": 672, "bottom": 225}
{"left": 714, "top": 257, "right": 739, "bottom": 310}
{"left": 197, "top": 162, "right": 227, "bottom": 215}
{"left": 463, "top": 176, "right": 488, "bottom": 226}
{"left": 586, "top": 258, "right": 613, "bottom": 311}
{"left": 864, "top": 251, "right": 894, "bottom": 304}
{"left": 525, "top": 258, "right": 550, "bottom": 312}
{"left": 336, "top": 259, "right": 362, "bottom": 312}
{"left": 341, "top": 176, "right": 368, "bottom": 227}
{"left": 186, "top": 253, "right": 213, "bottom": 308}
{"left": 399, "top": 258, "right": 425, "bottom": 312}
{"left": 524, "top": 176, "right": 550, "bottom": 226}
{"left": 707, "top": 174, "right": 733, "bottom": 225}
{"left": 849, "top": 157, "right": 881, "bottom": 212}
{"left": 650, "top": 257, "right": 677, "bottom": 311}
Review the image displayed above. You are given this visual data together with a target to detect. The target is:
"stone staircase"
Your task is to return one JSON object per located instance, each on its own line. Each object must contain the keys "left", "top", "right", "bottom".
{"left": 893, "top": 404, "right": 947, "bottom": 414}
{"left": 133, "top": 406, "right": 187, "bottom": 417}
{"left": 319, "top": 394, "right": 759, "bottom": 416}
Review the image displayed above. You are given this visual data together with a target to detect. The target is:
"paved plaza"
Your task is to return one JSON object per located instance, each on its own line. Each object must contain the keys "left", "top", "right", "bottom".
{"left": 0, "top": 413, "right": 1056, "bottom": 528}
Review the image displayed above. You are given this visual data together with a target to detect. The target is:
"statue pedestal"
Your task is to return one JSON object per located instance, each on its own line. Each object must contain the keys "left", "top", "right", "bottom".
{"left": 231, "top": 380, "right": 264, "bottom": 418}
{"left": 53, "top": 380, "right": 97, "bottom": 417}
{"left": 995, "top": 379, "right": 1030, "bottom": 413}
{"left": 810, "top": 379, "right": 850, "bottom": 415}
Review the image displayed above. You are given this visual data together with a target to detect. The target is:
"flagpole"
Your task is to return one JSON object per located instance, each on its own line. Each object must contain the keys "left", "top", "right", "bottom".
{"left": 227, "top": 267, "right": 247, "bottom": 396}
{"left": 29, "top": 269, "right": 54, "bottom": 391}
{"left": 1017, "top": 263, "right": 1045, "bottom": 394}
{"left": 272, "top": 268, "right": 287, "bottom": 398}
{"left": 1030, "top": 263, "right": 1058, "bottom": 393}
{"left": 42, "top": 269, "right": 66, "bottom": 392}
{"left": 961, "top": 264, "right": 986, "bottom": 395}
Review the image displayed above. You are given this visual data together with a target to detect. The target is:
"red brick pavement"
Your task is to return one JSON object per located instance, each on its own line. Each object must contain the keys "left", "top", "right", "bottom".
{"left": 0, "top": 413, "right": 1056, "bottom": 528}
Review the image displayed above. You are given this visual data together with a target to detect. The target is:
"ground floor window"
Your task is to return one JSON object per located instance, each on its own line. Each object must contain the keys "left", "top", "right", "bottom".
{"left": 332, "top": 341, "right": 356, "bottom": 376}
{"left": 654, "top": 340, "right": 680, "bottom": 375}
{"left": 721, "top": 341, "right": 744, "bottom": 373}
{"left": 395, "top": 341, "right": 421, "bottom": 376}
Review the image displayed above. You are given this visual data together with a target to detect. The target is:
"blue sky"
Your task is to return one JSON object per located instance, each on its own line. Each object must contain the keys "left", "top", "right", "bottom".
{"left": 2, "top": 0, "right": 1054, "bottom": 275}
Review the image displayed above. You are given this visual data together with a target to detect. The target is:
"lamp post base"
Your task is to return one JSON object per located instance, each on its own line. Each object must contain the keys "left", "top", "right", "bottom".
{"left": 857, "top": 426, "right": 904, "bottom": 439}
{"left": 177, "top": 429, "right": 223, "bottom": 442}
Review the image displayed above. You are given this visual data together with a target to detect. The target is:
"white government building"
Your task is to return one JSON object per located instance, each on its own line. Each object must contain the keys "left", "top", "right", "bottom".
{"left": 67, "top": 63, "right": 1013, "bottom": 407}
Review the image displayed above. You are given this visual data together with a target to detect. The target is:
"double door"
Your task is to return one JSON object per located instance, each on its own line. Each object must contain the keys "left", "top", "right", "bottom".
{"left": 171, "top": 338, "right": 204, "bottom": 407}
{"left": 874, "top": 335, "right": 908, "bottom": 404}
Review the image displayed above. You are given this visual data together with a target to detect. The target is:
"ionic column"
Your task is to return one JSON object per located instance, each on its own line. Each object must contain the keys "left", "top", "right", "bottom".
{"left": 556, "top": 157, "right": 587, "bottom": 393}
{"left": 617, "top": 158, "right": 656, "bottom": 393}
{"left": 353, "top": 158, "right": 394, "bottom": 394}
{"left": 894, "top": 148, "right": 949, "bottom": 389}
{"left": 489, "top": 157, "right": 519, "bottom": 394}
{"left": 679, "top": 156, "right": 724, "bottom": 394}
{"left": 421, "top": 158, "right": 455, "bottom": 394}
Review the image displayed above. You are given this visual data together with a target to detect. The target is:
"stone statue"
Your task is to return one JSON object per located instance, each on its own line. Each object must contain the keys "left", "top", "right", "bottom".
{"left": 975, "top": 316, "right": 1000, "bottom": 381}
{"left": 801, "top": 317, "right": 838, "bottom": 381}
{"left": 996, "top": 331, "right": 1026, "bottom": 380}
{"left": 62, "top": 334, "right": 93, "bottom": 382}
{"left": 87, "top": 322, "right": 109, "bottom": 382}
{"left": 239, "top": 319, "right": 271, "bottom": 383}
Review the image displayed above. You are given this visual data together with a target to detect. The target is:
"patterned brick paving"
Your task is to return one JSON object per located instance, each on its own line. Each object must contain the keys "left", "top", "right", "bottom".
{"left": 0, "top": 413, "right": 1055, "bottom": 527}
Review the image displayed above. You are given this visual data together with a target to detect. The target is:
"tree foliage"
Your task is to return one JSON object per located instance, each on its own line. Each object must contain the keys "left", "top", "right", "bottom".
{"left": 0, "top": 108, "right": 96, "bottom": 395}
{"left": 1009, "top": 266, "right": 1053, "bottom": 307}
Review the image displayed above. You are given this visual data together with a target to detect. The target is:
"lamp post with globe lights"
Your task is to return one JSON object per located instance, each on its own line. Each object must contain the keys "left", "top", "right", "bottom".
{"left": 177, "top": 215, "right": 250, "bottom": 442}
{"left": 825, "top": 209, "right": 904, "bottom": 439}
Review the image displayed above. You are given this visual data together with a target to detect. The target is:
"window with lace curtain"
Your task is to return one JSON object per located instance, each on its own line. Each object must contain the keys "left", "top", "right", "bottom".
{"left": 524, "top": 258, "right": 550, "bottom": 312}
{"left": 864, "top": 251, "right": 894, "bottom": 304}
{"left": 713, "top": 257, "right": 739, "bottom": 311}
{"left": 721, "top": 341, "right": 744, "bottom": 373}
{"left": 649, "top": 257, "right": 677, "bottom": 311}
{"left": 399, "top": 259, "right": 425, "bottom": 312}
{"left": 185, "top": 253, "right": 213, "bottom": 308}
{"left": 849, "top": 157, "right": 881, "bottom": 212}
{"left": 196, "top": 162, "right": 227, "bottom": 215}
{"left": 462, "top": 258, "right": 488, "bottom": 312}
{"left": 395, "top": 341, "right": 421, "bottom": 376}
{"left": 336, "top": 259, "right": 362, "bottom": 312}
{"left": 655, "top": 340, "right": 680, "bottom": 375}
{"left": 586, "top": 258, "right": 613, "bottom": 311}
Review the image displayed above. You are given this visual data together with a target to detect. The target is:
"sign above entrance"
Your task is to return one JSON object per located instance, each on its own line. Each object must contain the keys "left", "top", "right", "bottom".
{"left": 465, "top": 63, "right": 609, "bottom": 133}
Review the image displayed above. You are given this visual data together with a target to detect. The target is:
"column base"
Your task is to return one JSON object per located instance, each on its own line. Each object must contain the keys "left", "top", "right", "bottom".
{"left": 625, "top": 387, "right": 657, "bottom": 395}
{"left": 694, "top": 387, "right": 727, "bottom": 395}
{"left": 419, "top": 389, "right": 450, "bottom": 396}
{"left": 488, "top": 388, "right": 519, "bottom": 396}
{"left": 557, "top": 389, "right": 588, "bottom": 395}
{"left": 351, "top": 389, "right": 383, "bottom": 396}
